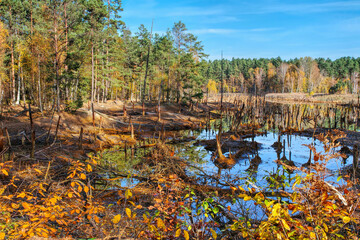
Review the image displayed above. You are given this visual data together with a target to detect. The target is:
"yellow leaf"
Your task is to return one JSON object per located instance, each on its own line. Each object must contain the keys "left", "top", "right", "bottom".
{"left": 125, "top": 208, "right": 132, "bottom": 218}
{"left": 157, "top": 218, "right": 165, "bottom": 229}
{"left": 68, "top": 192, "right": 73, "bottom": 198}
{"left": 244, "top": 195, "right": 252, "bottom": 201}
{"left": 184, "top": 230, "right": 189, "bottom": 240}
{"left": 281, "top": 219, "right": 290, "bottom": 231}
{"left": 210, "top": 228, "right": 217, "bottom": 239}
{"left": 0, "top": 232, "right": 5, "bottom": 240}
{"left": 125, "top": 189, "right": 132, "bottom": 199}
{"left": 112, "top": 214, "right": 121, "bottom": 224}
{"left": 78, "top": 185, "right": 83, "bottom": 192}
{"left": 84, "top": 186, "right": 89, "bottom": 193}
{"left": 86, "top": 164, "right": 92, "bottom": 172}
{"left": 22, "top": 202, "right": 30, "bottom": 209}
{"left": 343, "top": 216, "right": 351, "bottom": 224}
{"left": 49, "top": 197, "right": 57, "bottom": 205}
{"left": 310, "top": 232, "right": 316, "bottom": 239}
{"left": 41, "top": 231, "right": 49, "bottom": 238}
{"left": 271, "top": 203, "right": 281, "bottom": 217}
{"left": 80, "top": 173, "right": 86, "bottom": 180}
{"left": 323, "top": 223, "right": 328, "bottom": 232}
{"left": 175, "top": 228, "right": 181, "bottom": 237}
{"left": 1, "top": 169, "right": 8, "bottom": 176}
{"left": 11, "top": 203, "right": 19, "bottom": 209}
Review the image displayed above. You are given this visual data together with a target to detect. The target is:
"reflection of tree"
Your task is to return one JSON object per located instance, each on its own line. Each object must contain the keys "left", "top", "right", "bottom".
{"left": 176, "top": 143, "right": 208, "bottom": 165}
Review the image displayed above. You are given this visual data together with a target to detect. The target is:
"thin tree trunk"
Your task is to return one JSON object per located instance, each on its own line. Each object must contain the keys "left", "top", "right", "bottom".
{"left": 53, "top": 6, "right": 60, "bottom": 111}
{"left": 157, "top": 78, "right": 163, "bottom": 121}
{"left": 11, "top": 42, "right": 15, "bottom": 104}
{"left": 16, "top": 57, "right": 20, "bottom": 105}
{"left": 38, "top": 55, "right": 43, "bottom": 113}
{"left": 142, "top": 20, "right": 153, "bottom": 103}
{"left": 91, "top": 39, "right": 95, "bottom": 111}
{"left": 21, "top": 66, "right": 25, "bottom": 105}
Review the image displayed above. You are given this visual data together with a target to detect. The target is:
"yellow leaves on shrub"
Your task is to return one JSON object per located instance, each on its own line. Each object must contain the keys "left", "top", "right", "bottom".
{"left": 184, "top": 230, "right": 189, "bottom": 240}
{"left": 243, "top": 195, "right": 251, "bottom": 201}
{"left": 157, "top": 218, "right": 165, "bottom": 229}
{"left": 210, "top": 228, "right": 217, "bottom": 239}
{"left": 342, "top": 216, "right": 351, "bottom": 224}
{"left": 49, "top": 197, "right": 58, "bottom": 205}
{"left": 80, "top": 173, "right": 86, "bottom": 180}
{"left": 22, "top": 202, "right": 30, "bottom": 209}
{"left": 125, "top": 189, "right": 132, "bottom": 199}
{"left": 281, "top": 219, "right": 290, "bottom": 231}
{"left": 1, "top": 169, "right": 8, "bottom": 176}
{"left": 0, "top": 232, "right": 5, "bottom": 240}
{"left": 175, "top": 228, "right": 181, "bottom": 237}
{"left": 112, "top": 214, "right": 121, "bottom": 224}
{"left": 125, "top": 208, "right": 132, "bottom": 218}
{"left": 271, "top": 203, "right": 281, "bottom": 217}
{"left": 86, "top": 164, "right": 92, "bottom": 172}
{"left": 11, "top": 203, "right": 19, "bottom": 209}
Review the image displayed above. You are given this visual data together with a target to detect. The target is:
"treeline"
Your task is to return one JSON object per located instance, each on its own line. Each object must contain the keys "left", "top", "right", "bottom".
{"left": 0, "top": 0, "right": 207, "bottom": 112}
{"left": 205, "top": 57, "right": 360, "bottom": 95}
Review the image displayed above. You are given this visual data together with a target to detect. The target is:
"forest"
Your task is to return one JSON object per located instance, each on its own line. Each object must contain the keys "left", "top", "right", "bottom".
{"left": 1, "top": 0, "right": 360, "bottom": 240}
{"left": 0, "top": 1, "right": 360, "bottom": 111}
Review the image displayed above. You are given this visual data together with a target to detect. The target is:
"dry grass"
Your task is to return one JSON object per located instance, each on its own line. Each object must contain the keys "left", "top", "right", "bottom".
{"left": 265, "top": 93, "right": 359, "bottom": 104}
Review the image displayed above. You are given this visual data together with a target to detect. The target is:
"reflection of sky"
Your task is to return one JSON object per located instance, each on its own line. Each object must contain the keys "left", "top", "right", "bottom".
{"left": 178, "top": 129, "right": 350, "bottom": 220}
{"left": 181, "top": 129, "right": 350, "bottom": 188}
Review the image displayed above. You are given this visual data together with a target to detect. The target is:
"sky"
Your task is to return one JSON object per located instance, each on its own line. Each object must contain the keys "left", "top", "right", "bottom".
{"left": 121, "top": 0, "right": 360, "bottom": 60}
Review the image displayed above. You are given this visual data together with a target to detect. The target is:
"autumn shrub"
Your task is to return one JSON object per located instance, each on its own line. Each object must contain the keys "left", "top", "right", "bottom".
{"left": 229, "top": 130, "right": 360, "bottom": 239}
{"left": 0, "top": 156, "right": 103, "bottom": 239}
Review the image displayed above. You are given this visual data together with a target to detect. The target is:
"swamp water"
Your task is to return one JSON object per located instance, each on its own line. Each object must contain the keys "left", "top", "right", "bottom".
{"left": 98, "top": 102, "right": 358, "bottom": 221}
{"left": 100, "top": 101, "right": 359, "bottom": 190}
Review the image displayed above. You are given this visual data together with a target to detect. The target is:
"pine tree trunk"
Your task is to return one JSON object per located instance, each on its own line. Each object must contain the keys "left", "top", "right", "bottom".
{"left": 38, "top": 55, "right": 43, "bottom": 113}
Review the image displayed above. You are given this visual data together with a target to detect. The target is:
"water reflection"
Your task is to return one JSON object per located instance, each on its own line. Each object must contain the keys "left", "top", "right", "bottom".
{"left": 177, "top": 128, "right": 350, "bottom": 189}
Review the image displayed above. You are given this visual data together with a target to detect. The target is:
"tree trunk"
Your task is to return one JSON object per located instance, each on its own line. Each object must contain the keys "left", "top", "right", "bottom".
{"left": 38, "top": 55, "right": 43, "bottom": 113}
{"left": 16, "top": 57, "right": 21, "bottom": 105}
{"left": 142, "top": 20, "right": 153, "bottom": 103}
{"left": 21, "top": 66, "right": 25, "bottom": 105}
{"left": 11, "top": 43, "right": 15, "bottom": 104}
{"left": 53, "top": 7, "right": 60, "bottom": 111}
{"left": 91, "top": 40, "right": 95, "bottom": 108}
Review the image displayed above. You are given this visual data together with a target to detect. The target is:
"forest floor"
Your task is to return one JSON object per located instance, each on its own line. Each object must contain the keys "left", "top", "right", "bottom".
{"left": 0, "top": 101, "right": 215, "bottom": 154}
{"left": 2, "top": 99, "right": 360, "bottom": 158}
{"left": 265, "top": 92, "right": 359, "bottom": 104}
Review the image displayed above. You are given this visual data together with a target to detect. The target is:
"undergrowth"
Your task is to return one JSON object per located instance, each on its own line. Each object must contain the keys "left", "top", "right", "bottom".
{"left": 0, "top": 130, "right": 359, "bottom": 239}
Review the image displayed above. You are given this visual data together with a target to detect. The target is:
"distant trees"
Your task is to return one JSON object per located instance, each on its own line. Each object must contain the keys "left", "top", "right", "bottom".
{"left": 204, "top": 57, "right": 360, "bottom": 95}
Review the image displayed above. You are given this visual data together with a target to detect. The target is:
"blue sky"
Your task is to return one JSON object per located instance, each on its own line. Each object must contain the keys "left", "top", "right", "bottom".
{"left": 121, "top": 0, "right": 360, "bottom": 60}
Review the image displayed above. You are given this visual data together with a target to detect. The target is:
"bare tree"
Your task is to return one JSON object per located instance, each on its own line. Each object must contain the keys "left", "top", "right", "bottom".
{"left": 278, "top": 63, "right": 289, "bottom": 93}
